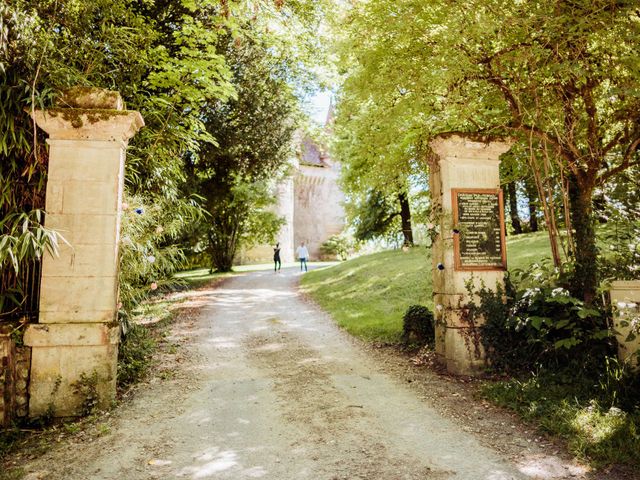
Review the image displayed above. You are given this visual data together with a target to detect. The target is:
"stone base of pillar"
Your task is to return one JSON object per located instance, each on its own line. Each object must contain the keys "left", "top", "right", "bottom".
{"left": 444, "top": 327, "right": 486, "bottom": 375}
{"left": 24, "top": 323, "right": 119, "bottom": 418}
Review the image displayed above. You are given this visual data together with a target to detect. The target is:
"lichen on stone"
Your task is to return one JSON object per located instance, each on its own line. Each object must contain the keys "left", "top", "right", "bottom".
{"left": 58, "top": 86, "right": 123, "bottom": 110}
{"left": 47, "top": 108, "right": 131, "bottom": 129}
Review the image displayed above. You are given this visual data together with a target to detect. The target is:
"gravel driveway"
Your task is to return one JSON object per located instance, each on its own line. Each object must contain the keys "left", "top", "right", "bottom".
{"left": 18, "top": 267, "right": 597, "bottom": 480}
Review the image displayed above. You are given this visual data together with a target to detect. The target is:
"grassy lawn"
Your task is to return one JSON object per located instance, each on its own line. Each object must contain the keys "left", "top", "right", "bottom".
{"left": 301, "top": 231, "right": 552, "bottom": 343}
{"left": 504, "top": 230, "right": 554, "bottom": 271}
{"left": 301, "top": 248, "right": 433, "bottom": 342}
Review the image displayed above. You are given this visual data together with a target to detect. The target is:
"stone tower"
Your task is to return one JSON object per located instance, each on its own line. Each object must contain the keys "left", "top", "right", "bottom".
{"left": 237, "top": 118, "right": 345, "bottom": 264}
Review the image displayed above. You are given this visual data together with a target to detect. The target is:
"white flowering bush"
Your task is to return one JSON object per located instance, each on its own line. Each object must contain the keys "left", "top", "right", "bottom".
{"left": 599, "top": 200, "right": 640, "bottom": 281}
{"left": 467, "top": 260, "right": 611, "bottom": 373}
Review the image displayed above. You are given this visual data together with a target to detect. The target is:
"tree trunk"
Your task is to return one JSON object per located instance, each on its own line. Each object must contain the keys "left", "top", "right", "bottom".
{"left": 506, "top": 181, "right": 522, "bottom": 235}
{"left": 524, "top": 177, "right": 539, "bottom": 232}
{"left": 398, "top": 192, "right": 414, "bottom": 246}
{"left": 567, "top": 173, "right": 598, "bottom": 304}
{"left": 208, "top": 209, "right": 240, "bottom": 272}
{"left": 209, "top": 232, "right": 235, "bottom": 272}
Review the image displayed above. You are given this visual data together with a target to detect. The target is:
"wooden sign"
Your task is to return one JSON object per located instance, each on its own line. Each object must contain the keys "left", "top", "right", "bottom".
{"left": 452, "top": 189, "right": 507, "bottom": 271}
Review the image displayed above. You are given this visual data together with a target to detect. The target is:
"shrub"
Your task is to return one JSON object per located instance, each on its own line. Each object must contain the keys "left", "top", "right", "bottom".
{"left": 465, "top": 262, "right": 613, "bottom": 373}
{"left": 401, "top": 304, "right": 434, "bottom": 347}
{"left": 598, "top": 200, "right": 640, "bottom": 281}
{"left": 319, "top": 234, "right": 352, "bottom": 261}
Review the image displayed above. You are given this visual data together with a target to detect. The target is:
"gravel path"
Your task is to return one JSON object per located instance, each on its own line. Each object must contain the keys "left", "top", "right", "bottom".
{"left": 18, "top": 267, "right": 602, "bottom": 480}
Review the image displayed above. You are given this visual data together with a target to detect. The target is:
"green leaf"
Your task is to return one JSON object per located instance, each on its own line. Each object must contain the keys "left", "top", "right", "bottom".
{"left": 554, "top": 337, "right": 581, "bottom": 349}
{"left": 528, "top": 316, "right": 549, "bottom": 330}
{"left": 577, "top": 307, "right": 601, "bottom": 319}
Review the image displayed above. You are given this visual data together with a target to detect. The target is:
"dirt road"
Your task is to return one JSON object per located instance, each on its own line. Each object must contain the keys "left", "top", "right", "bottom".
{"left": 19, "top": 268, "right": 594, "bottom": 479}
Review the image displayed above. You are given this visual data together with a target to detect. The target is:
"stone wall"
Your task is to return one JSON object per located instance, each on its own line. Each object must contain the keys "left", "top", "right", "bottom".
{"left": 275, "top": 176, "right": 295, "bottom": 263}
{"left": 14, "top": 346, "right": 30, "bottom": 418}
{"left": 1, "top": 334, "right": 31, "bottom": 427}
{"left": 0, "top": 335, "right": 13, "bottom": 427}
{"left": 293, "top": 163, "right": 345, "bottom": 260}
{"left": 236, "top": 175, "right": 295, "bottom": 265}
{"left": 237, "top": 159, "right": 345, "bottom": 264}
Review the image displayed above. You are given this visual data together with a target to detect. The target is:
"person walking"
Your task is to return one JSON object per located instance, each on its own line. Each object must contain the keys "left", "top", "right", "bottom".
{"left": 273, "top": 243, "right": 281, "bottom": 273}
{"left": 296, "top": 241, "right": 309, "bottom": 272}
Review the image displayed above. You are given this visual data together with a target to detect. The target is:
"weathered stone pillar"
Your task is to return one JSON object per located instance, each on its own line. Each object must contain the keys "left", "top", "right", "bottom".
{"left": 429, "top": 134, "right": 512, "bottom": 375}
{"left": 25, "top": 87, "right": 143, "bottom": 418}
{"left": 610, "top": 281, "right": 640, "bottom": 370}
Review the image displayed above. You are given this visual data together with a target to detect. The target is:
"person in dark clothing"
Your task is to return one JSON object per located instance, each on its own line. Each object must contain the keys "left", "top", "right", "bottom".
{"left": 273, "top": 243, "right": 281, "bottom": 272}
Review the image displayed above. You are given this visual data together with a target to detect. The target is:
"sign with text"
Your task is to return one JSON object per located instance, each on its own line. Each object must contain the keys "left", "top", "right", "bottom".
{"left": 452, "top": 189, "right": 507, "bottom": 271}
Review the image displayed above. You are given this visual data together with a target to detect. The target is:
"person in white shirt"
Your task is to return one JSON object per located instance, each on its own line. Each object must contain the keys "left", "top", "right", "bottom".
{"left": 296, "top": 241, "right": 309, "bottom": 272}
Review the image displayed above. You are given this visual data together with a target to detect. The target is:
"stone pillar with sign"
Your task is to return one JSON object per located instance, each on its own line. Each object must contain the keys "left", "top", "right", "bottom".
{"left": 429, "top": 134, "right": 513, "bottom": 375}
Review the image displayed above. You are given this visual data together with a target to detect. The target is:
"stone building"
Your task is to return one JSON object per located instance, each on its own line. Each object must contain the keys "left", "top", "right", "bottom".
{"left": 238, "top": 133, "right": 345, "bottom": 264}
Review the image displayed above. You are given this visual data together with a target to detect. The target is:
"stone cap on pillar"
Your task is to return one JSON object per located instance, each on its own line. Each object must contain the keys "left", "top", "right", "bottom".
{"left": 429, "top": 132, "right": 514, "bottom": 161}
{"left": 29, "top": 87, "right": 144, "bottom": 143}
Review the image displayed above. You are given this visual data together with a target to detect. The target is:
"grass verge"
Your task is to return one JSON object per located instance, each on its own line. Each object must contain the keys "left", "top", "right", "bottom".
{"left": 301, "top": 248, "right": 432, "bottom": 342}
{"left": 482, "top": 373, "right": 640, "bottom": 468}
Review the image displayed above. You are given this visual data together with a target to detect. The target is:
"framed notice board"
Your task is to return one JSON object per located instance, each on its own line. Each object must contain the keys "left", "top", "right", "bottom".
{"left": 452, "top": 188, "right": 507, "bottom": 271}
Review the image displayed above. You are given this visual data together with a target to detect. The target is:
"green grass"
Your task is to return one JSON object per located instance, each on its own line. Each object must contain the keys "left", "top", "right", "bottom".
{"left": 302, "top": 248, "right": 433, "bottom": 342}
{"left": 482, "top": 374, "right": 640, "bottom": 468}
{"left": 504, "top": 230, "right": 554, "bottom": 271}
{"left": 301, "top": 231, "right": 552, "bottom": 343}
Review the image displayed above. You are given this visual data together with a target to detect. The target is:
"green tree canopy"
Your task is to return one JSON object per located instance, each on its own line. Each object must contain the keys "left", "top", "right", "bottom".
{"left": 186, "top": 27, "right": 300, "bottom": 271}
{"left": 333, "top": 0, "right": 640, "bottom": 301}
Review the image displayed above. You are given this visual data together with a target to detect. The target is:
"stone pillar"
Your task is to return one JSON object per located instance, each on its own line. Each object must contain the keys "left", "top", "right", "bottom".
{"left": 429, "top": 134, "right": 512, "bottom": 375}
{"left": 610, "top": 281, "right": 640, "bottom": 369}
{"left": 24, "top": 87, "right": 144, "bottom": 418}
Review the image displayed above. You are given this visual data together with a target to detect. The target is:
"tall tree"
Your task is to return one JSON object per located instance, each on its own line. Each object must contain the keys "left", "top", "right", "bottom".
{"left": 505, "top": 183, "right": 523, "bottom": 235}
{"left": 398, "top": 191, "right": 414, "bottom": 246}
{"left": 188, "top": 29, "right": 298, "bottom": 272}
{"left": 0, "top": 0, "right": 237, "bottom": 316}
{"left": 350, "top": 190, "right": 413, "bottom": 245}
{"left": 334, "top": 0, "right": 640, "bottom": 302}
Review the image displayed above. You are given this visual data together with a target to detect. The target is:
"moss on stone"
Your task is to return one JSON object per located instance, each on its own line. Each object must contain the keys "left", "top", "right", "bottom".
{"left": 47, "top": 108, "right": 131, "bottom": 129}
{"left": 59, "top": 86, "right": 122, "bottom": 110}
